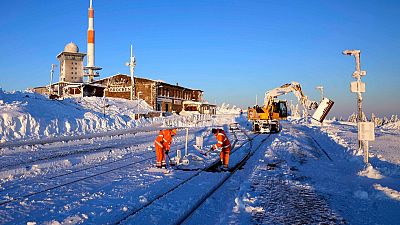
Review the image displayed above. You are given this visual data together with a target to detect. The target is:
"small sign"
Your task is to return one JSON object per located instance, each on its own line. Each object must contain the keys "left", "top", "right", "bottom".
{"left": 157, "top": 97, "right": 173, "bottom": 103}
{"left": 358, "top": 122, "right": 375, "bottom": 141}
{"left": 350, "top": 81, "right": 365, "bottom": 93}
{"left": 174, "top": 100, "right": 182, "bottom": 105}
{"left": 196, "top": 136, "right": 204, "bottom": 149}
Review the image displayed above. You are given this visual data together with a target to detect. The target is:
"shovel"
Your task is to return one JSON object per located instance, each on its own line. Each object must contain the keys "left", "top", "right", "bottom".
{"left": 193, "top": 145, "right": 213, "bottom": 156}
{"left": 200, "top": 147, "right": 213, "bottom": 156}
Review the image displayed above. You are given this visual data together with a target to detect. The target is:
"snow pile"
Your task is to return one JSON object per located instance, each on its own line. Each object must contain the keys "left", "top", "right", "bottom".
{"left": 0, "top": 89, "right": 156, "bottom": 143}
{"left": 357, "top": 165, "right": 384, "bottom": 179}
{"left": 217, "top": 103, "right": 242, "bottom": 115}
{"left": 382, "top": 121, "right": 400, "bottom": 130}
{"left": 0, "top": 89, "right": 219, "bottom": 143}
{"left": 373, "top": 184, "right": 400, "bottom": 201}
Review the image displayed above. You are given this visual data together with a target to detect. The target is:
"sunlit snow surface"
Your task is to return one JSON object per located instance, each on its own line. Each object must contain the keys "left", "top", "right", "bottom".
{"left": 0, "top": 90, "right": 399, "bottom": 224}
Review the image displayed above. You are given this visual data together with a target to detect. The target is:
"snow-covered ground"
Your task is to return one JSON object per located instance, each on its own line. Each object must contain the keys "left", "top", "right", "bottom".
{"left": 1, "top": 92, "right": 399, "bottom": 224}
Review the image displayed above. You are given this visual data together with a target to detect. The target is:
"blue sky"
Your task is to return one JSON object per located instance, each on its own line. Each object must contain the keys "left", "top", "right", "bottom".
{"left": 0, "top": 0, "right": 399, "bottom": 117}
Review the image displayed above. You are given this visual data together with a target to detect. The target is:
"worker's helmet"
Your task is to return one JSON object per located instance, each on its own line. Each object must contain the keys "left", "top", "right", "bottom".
{"left": 171, "top": 128, "right": 177, "bottom": 136}
{"left": 211, "top": 128, "right": 218, "bottom": 134}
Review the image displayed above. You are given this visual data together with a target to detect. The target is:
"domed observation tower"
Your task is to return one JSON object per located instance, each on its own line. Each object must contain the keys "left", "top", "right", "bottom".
{"left": 57, "top": 42, "right": 86, "bottom": 83}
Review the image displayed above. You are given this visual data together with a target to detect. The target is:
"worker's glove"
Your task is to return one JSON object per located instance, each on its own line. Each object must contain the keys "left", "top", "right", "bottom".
{"left": 164, "top": 149, "right": 169, "bottom": 154}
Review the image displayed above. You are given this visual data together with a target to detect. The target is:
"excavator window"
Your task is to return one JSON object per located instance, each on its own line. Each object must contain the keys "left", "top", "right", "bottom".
{"left": 279, "top": 102, "right": 288, "bottom": 117}
{"left": 255, "top": 105, "right": 264, "bottom": 113}
{"left": 273, "top": 102, "right": 280, "bottom": 113}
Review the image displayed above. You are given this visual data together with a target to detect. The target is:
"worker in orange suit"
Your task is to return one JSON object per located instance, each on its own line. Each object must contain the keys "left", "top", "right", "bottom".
{"left": 154, "top": 128, "right": 177, "bottom": 168}
{"left": 211, "top": 128, "right": 231, "bottom": 170}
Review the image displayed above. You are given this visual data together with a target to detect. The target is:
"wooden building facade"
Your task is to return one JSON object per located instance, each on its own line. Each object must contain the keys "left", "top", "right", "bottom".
{"left": 32, "top": 73, "right": 212, "bottom": 114}
{"left": 91, "top": 74, "right": 205, "bottom": 113}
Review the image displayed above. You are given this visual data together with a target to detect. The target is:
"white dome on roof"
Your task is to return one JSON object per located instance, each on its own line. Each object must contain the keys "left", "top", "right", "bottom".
{"left": 64, "top": 42, "right": 79, "bottom": 53}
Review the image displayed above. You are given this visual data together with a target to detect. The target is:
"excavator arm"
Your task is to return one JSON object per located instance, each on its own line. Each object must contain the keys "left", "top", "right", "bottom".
{"left": 248, "top": 81, "right": 334, "bottom": 133}
{"left": 264, "top": 81, "right": 318, "bottom": 112}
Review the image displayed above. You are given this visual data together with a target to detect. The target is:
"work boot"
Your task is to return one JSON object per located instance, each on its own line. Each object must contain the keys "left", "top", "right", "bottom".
{"left": 221, "top": 165, "right": 229, "bottom": 171}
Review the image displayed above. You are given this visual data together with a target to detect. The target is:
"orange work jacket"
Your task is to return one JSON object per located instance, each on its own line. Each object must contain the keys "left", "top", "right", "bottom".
{"left": 154, "top": 129, "right": 173, "bottom": 150}
{"left": 213, "top": 130, "right": 231, "bottom": 150}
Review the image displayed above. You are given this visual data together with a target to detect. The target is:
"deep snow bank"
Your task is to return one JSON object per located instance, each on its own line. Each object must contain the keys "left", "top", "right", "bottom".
{"left": 382, "top": 121, "right": 400, "bottom": 130}
{"left": 0, "top": 89, "right": 156, "bottom": 143}
{"left": 217, "top": 103, "right": 242, "bottom": 115}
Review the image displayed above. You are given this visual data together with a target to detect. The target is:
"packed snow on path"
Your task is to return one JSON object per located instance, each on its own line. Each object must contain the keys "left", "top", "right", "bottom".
{"left": 0, "top": 92, "right": 399, "bottom": 224}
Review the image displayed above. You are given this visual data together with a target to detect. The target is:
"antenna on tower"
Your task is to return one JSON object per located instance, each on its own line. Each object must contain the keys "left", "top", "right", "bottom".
{"left": 84, "top": 0, "right": 101, "bottom": 82}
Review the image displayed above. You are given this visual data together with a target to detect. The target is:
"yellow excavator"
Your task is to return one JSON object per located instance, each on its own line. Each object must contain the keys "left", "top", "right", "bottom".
{"left": 248, "top": 81, "right": 333, "bottom": 133}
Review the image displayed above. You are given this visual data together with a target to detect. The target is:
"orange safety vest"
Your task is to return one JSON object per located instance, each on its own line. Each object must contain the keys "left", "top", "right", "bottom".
{"left": 213, "top": 130, "right": 231, "bottom": 150}
{"left": 154, "top": 129, "right": 173, "bottom": 150}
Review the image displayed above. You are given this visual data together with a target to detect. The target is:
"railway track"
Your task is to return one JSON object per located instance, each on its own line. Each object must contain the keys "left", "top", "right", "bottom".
{"left": 115, "top": 127, "right": 271, "bottom": 225}
{"left": 0, "top": 128, "right": 211, "bottom": 208}
{"left": 0, "top": 133, "right": 201, "bottom": 206}
{"left": 0, "top": 125, "right": 262, "bottom": 224}
{"left": 0, "top": 131, "right": 159, "bottom": 171}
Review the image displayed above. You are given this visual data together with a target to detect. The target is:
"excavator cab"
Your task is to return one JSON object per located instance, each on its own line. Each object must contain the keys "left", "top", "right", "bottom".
{"left": 272, "top": 100, "right": 288, "bottom": 120}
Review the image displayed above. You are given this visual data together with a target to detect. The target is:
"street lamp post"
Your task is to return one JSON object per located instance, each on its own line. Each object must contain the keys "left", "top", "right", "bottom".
{"left": 316, "top": 86, "right": 324, "bottom": 101}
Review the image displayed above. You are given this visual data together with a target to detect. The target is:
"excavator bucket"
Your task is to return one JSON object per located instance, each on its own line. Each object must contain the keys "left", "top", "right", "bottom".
{"left": 312, "top": 98, "right": 334, "bottom": 122}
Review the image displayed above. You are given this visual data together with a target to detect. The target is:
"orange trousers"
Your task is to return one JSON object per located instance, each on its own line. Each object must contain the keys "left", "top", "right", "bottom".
{"left": 155, "top": 145, "right": 166, "bottom": 167}
{"left": 220, "top": 148, "right": 231, "bottom": 168}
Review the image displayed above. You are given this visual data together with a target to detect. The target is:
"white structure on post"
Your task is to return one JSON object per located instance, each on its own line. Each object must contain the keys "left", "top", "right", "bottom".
{"left": 126, "top": 45, "right": 136, "bottom": 101}
{"left": 49, "top": 64, "right": 57, "bottom": 95}
{"left": 84, "top": 0, "right": 102, "bottom": 82}
{"left": 137, "top": 91, "right": 142, "bottom": 117}
{"left": 342, "top": 49, "right": 374, "bottom": 164}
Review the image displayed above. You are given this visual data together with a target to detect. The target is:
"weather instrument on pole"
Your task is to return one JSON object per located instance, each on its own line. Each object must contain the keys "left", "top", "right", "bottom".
{"left": 343, "top": 49, "right": 374, "bottom": 164}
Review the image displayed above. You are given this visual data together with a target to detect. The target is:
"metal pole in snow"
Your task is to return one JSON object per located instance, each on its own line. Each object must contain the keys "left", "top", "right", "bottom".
{"left": 185, "top": 128, "right": 189, "bottom": 156}
{"left": 354, "top": 52, "right": 366, "bottom": 163}
{"left": 49, "top": 64, "right": 56, "bottom": 96}
{"left": 343, "top": 49, "right": 369, "bottom": 164}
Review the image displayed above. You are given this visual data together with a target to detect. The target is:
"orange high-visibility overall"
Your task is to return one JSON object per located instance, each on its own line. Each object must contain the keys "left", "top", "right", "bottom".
{"left": 212, "top": 130, "right": 231, "bottom": 168}
{"left": 154, "top": 130, "right": 173, "bottom": 167}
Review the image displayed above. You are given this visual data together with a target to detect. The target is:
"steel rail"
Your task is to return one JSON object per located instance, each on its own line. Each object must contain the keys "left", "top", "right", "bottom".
{"left": 115, "top": 127, "right": 259, "bottom": 225}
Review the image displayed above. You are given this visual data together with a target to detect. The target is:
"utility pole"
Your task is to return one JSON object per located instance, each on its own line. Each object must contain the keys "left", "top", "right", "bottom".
{"left": 126, "top": 45, "right": 136, "bottom": 101}
{"left": 137, "top": 91, "right": 142, "bottom": 119}
{"left": 343, "top": 49, "right": 374, "bottom": 164}
{"left": 49, "top": 64, "right": 56, "bottom": 96}
{"left": 255, "top": 95, "right": 258, "bottom": 106}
